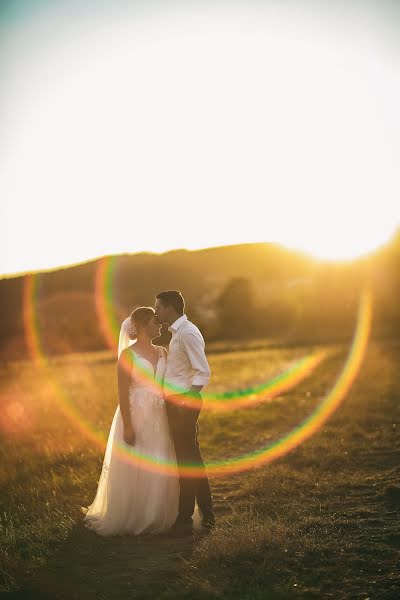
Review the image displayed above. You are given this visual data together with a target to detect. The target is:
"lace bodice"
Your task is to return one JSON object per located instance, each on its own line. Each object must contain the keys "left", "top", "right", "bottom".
{"left": 128, "top": 348, "right": 167, "bottom": 415}
{"left": 129, "top": 350, "right": 167, "bottom": 395}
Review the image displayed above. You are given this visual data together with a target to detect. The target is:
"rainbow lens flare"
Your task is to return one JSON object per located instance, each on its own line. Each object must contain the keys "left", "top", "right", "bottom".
{"left": 22, "top": 258, "right": 372, "bottom": 479}
{"left": 97, "top": 256, "right": 328, "bottom": 412}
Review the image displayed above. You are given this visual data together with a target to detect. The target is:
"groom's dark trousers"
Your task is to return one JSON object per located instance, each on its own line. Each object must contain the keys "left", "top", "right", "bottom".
{"left": 165, "top": 392, "right": 213, "bottom": 524}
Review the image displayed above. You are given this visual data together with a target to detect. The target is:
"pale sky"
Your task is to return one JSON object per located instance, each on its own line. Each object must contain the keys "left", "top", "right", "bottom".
{"left": 1, "top": 0, "right": 399, "bottom": 276}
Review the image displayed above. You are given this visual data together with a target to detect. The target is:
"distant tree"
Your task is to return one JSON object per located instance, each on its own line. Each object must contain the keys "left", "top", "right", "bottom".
{"left": 255, "top": 297, "right": 297, "bottom": 338}
{"left": 217, "top": 277, "right": 256, "bottom": 339}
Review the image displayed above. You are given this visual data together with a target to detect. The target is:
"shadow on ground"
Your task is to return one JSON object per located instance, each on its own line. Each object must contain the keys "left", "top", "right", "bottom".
{"left": 6, "top": 518, "right": 200, "bottom": 600}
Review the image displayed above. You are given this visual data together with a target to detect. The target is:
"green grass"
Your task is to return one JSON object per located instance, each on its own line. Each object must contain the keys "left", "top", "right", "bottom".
{"left": 1, "top": 340, "right": 399, "bottom": 599}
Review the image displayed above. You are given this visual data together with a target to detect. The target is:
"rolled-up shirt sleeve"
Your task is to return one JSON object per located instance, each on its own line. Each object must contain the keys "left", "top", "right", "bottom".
{"left": 180, "top": 330, "right": 211, "bottom": 387}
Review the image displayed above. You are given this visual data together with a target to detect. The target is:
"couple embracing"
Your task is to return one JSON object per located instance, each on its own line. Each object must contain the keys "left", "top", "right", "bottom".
{"left": 82, "top": 290, "right": 215, "bottom": 537}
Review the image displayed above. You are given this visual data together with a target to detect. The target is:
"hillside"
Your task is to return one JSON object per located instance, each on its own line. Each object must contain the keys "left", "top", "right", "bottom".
{"left": 0, "top": 236, "right": 399, "bottom": 359}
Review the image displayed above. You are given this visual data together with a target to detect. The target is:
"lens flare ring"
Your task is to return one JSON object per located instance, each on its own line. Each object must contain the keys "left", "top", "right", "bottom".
{"left": 118, "top": 347, "right": 328, "bottom": 413}
{"left": 22, "top": 260, "right": 372, "bottom": 479}
{"left": 98, "top": 256, "right": 327, "bottom": 411}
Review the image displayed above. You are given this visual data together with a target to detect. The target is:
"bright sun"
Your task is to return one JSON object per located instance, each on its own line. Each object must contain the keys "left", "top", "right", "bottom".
{"left": 1, "top": 3, "right": 399, "bottom": 274}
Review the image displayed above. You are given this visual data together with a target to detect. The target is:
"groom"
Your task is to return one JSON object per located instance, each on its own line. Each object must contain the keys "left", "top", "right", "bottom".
{"left": 155, "top": 290, "right": 215, "bottom": 535}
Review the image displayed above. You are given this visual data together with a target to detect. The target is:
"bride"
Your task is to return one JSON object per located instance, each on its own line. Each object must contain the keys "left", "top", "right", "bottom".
{"left": 82, "top": 307, "right": 179, "bottom": 535}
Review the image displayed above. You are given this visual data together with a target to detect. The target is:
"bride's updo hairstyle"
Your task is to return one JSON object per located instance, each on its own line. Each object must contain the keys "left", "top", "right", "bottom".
{"left": 129, "top": 307, "right": 155, "bottom": 339}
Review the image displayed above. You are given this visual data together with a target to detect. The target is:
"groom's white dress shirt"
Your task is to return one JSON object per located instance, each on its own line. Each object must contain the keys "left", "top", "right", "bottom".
{"left": 164, "top": 314, "right": 211, "bottom": 397}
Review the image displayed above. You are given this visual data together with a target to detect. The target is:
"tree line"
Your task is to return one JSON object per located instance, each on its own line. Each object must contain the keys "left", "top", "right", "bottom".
{"left": 0, "top": 233, "right": 399, "bottom": 359}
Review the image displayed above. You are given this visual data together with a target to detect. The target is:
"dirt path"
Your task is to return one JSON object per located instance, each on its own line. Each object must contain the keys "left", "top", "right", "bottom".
{"left": 14, "top": 478, "right": 236, "bottom": 600}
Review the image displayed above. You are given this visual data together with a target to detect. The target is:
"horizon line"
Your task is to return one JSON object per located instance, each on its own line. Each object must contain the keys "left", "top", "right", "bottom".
{"left": 0, "top": 236, "right": 397, "bottom": 281}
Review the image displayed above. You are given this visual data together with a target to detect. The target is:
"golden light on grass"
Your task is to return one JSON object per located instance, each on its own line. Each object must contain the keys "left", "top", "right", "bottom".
{"left": 0, "top": 387, "right": 36, "bottom": 438}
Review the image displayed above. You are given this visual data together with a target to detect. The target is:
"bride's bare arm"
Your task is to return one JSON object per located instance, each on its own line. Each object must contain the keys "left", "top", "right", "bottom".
{"left": 118, "top": 349, "right": 135, "bottom": 445}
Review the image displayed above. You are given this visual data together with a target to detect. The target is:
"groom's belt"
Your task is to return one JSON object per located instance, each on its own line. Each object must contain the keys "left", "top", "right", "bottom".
{"left": 164, "top": 391, "right": 202, "bottom": 410}
{"left": 165, "top": 391, "right": 202, "bottom": 398}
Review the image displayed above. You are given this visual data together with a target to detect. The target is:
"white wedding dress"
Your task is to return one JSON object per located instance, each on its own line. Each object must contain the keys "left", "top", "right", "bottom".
{"left": 82, "top": 346, "right": 179, "bottom": 536}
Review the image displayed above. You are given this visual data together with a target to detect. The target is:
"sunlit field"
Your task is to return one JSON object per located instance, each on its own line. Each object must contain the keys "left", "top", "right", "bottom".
{"left": 1, "top": 340, "right": 399, "bottom": 599}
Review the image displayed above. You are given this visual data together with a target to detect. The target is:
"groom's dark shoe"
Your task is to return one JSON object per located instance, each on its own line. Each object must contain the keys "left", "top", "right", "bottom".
{"left": 201, "top": 514, "right": 215, "bottom": 533}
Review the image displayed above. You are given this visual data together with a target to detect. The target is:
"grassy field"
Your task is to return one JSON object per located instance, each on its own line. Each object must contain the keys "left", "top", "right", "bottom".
{"left": 1, "top": 339, "right": 399, "bottom": 599}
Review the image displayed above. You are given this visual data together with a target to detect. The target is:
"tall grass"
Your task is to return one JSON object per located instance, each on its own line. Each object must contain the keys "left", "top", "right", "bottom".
{"left": 1, "top": 341, "right": 399, "bottom": 598}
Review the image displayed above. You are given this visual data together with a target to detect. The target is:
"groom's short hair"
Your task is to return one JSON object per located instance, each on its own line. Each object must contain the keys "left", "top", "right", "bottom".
{"left": 156, "top": 290, "right": 185, "bottom": 314}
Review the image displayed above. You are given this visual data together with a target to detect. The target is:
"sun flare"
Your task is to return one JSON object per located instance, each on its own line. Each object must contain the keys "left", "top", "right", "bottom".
{"left": 1, "top": 2, "right": 399, "bottom": 274}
